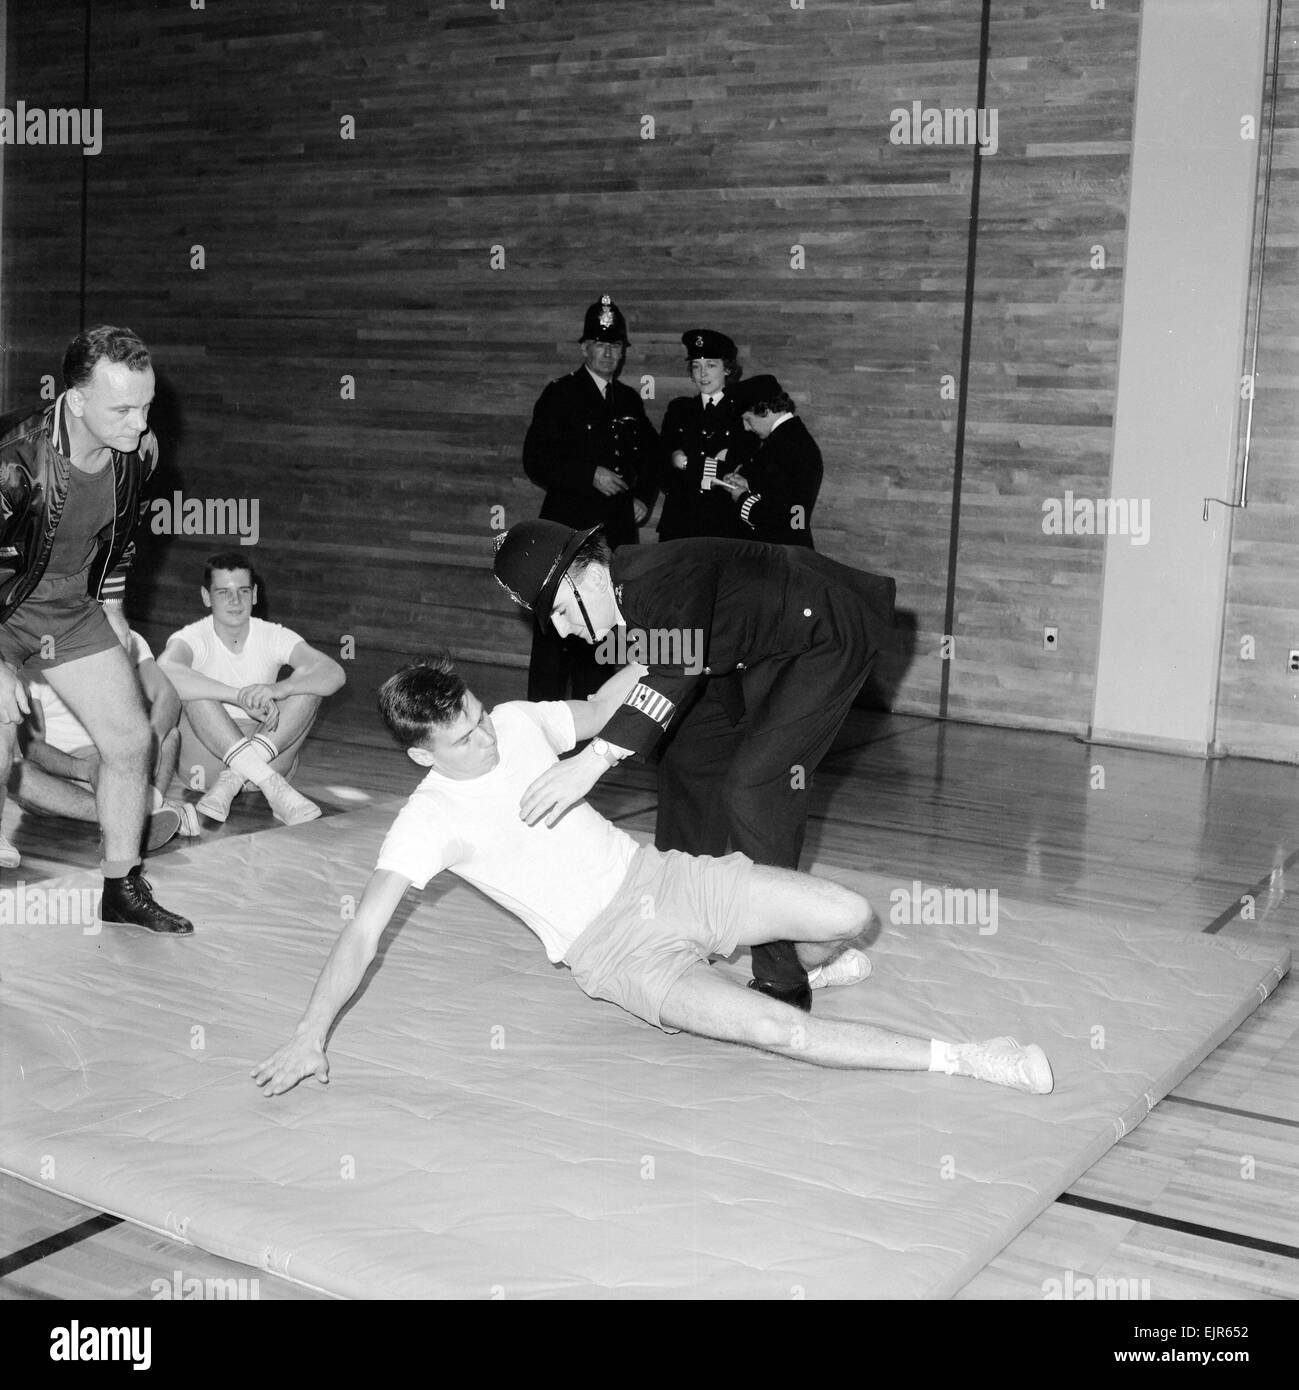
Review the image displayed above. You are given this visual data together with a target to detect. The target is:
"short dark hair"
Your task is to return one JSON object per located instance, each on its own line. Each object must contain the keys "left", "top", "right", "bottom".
{"left": 378, "top": 655, "right": 469, "bottom": 749}
{"left": 745, "top": 390, "right": 797, "bottom": 417}
{"left": 568, "top": 530, "right": 613, "bottom": 580}
{"left": 62, "top": 325, "right": 152, "bottom": 390}
{"left": 203, "top": 550, "right": 257, "bottom": 589}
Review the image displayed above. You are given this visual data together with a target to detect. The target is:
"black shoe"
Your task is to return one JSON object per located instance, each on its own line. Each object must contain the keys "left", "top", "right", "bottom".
{"left": 748, "top": 977, "right": 813, "bottom": 1012}
{"left": 101, "top": 868, "right": 194, "bottom": 935}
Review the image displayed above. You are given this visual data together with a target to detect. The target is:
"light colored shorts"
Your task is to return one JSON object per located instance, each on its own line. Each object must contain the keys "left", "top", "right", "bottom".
{"left": 564, "top": 844, "right": 753, "bottom": 1032}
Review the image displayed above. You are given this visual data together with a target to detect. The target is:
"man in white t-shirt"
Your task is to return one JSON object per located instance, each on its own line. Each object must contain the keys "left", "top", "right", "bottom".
{"left": 253, "top": 654, "right": 1054, "bottom": 1099}
{"left": 159, "top": 551, "right": 346, "bottom": 826}
{"left": 11, "top": 629, "right": 198, "bottom": 850}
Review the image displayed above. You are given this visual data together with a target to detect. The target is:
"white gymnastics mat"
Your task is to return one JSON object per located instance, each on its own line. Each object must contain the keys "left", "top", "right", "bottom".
{"left": 0, "top": 805, "right": 1289, "bottom": 1298}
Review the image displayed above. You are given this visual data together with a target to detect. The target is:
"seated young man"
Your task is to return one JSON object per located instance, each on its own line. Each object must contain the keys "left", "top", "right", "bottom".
{"left": 253, "top": 655, "right": 1054, "bottom": 1098}
{"left": 158, "top": 551, "right": 345, "bottom": 826}
{"left": 9, "top": 629, "right": 198, "bottom": 853}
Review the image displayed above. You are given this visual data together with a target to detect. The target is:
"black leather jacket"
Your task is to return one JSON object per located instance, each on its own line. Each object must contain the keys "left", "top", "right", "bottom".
{"left": 0, "top": 395, "right": 158, "bottom": 624}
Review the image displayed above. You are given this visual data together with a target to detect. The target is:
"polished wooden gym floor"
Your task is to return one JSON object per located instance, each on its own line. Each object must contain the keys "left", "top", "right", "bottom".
{"left": 2, "top": 661, "right": 1296, "bottom": 1301}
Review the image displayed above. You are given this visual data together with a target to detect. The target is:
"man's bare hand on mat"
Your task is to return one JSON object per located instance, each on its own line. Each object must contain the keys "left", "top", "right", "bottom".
{"left": 252, "top": 1033, "right": 329, "bottom": 1096}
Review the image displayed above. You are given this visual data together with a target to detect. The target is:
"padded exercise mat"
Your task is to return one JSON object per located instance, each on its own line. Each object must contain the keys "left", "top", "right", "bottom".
{"left": 0, "top": 805, "right": 1289, "bottom": 1297}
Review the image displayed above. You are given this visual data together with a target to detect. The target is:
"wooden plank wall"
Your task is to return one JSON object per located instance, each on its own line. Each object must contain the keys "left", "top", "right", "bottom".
{"left": 1214, "top": 0, "right": 1299, "bottom": 764}
{"left": 3, "top": 1, "right": 1153, "bottom": 738}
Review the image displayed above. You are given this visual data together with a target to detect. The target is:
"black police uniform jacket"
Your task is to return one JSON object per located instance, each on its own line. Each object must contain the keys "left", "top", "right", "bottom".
{"left": 656, "top": 391, "right": 754, "bottom": 541}
{"left": 734, "top": 414, "right": 823, "bottom": 549}
{"left": 523, "top": 367, "right": 661, "bottom": 547}
{"left": 599, "top": 537, "right": 897, "bottom": 759}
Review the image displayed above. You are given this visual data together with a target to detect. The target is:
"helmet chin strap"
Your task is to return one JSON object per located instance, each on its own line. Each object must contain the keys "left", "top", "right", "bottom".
{"left": 564, "top": 572, "right": 599, "bottom": 642}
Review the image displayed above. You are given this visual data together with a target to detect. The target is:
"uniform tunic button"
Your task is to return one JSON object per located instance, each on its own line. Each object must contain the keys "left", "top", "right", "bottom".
{"left": 702, "top": 666, "right": 712, "bottom": 675}
{"left": 737, "top": 662, "right": 746, "bottom": 670}
{"left": 803, "top": 608, "right": 812, "bottom": 617}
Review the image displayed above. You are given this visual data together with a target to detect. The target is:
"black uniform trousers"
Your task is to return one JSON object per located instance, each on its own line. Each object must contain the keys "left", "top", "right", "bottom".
{"left": 653, "top": 583, "right": 878, "bottom": 991}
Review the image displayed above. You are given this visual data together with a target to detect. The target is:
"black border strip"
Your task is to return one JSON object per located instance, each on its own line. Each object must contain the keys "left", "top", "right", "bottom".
{"left": 938, "top": 0, "right": 994, "bottom": 720}
{"left": 1056, "top": 1193, "right": 1299, "bottom": 1260}
{"left": 1165, "top": 1094, "right": 1299, "bottom": 1130}
{"left": 0, "top": 1212, "right": 122, "bottom": 1279}
{"left": 1200, "top": 843, "right": 1299, "bottom": 935}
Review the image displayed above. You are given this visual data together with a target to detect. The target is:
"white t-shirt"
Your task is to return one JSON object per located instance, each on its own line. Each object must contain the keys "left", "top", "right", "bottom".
{"left": 28, "top": 631, "right": 153, "bottom": 753}
{"left": 167, "top": 615, "right": 303, "bottom": 719}
{"left": 376, "top": 701, "right": 637, "bottom": 963}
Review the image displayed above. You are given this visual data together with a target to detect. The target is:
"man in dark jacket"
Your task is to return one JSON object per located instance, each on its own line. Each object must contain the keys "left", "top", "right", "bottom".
{"left": 0, "top": 325, "right": 193, "bottom": 933}
{"left": 493, "top": 521, "right": 897, "bottom": 1011}
{"left": 521, "top": 295, "right": 660, "bottom": 700}
{"left": 714, "top": 374, "right": 823, "bottom": 548}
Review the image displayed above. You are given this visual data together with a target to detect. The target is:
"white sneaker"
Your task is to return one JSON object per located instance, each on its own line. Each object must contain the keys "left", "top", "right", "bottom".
{"left": 197, "top": 768, "right": 247, "bottom": 823}
{"left": 950, "top": 1036, "right": 1054, "bottom": 1095}
{"left": 261, "top": 772, "right": 321, "bottom": 827}
{"left": 0, "top": 833, "right": 19, "bottom": 869}
{"left": 167, "top": 801, "right": 201, "bottom": 838}
{"left": 807, "top": 947, "right": 872, "bottom": 990}
{"left": 144, "top": 804, "right": 182, "bottom": 852}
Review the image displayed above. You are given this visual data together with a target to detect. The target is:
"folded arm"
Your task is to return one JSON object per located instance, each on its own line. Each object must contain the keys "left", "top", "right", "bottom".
{"left": 270, "top": 641, "right": 347, "bottom": 699}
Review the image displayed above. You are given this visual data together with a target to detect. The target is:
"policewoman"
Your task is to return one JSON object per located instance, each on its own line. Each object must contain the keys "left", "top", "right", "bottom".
{"left": 657, "top": 328, "right": 754, "bottom": 542}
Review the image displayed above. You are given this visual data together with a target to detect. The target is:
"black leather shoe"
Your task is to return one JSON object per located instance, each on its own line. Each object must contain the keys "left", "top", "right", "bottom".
{"left": 748, "top": 977, "right": 813, "bottom": 1012}
{"left": 101, "top": 868, "right": 194, "bottom": 935}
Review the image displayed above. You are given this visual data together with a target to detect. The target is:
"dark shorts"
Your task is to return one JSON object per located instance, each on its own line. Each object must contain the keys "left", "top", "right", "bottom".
{"left": 564, "top": 845, "right": 753, "bottom": 1032}
{"left": 0, "top": 571, "right": 120, "bottom": 671}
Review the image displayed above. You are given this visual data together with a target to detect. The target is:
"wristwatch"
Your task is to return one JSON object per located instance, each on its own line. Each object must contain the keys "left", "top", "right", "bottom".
{"left": 590, "top": 737, "right": 624, "bottom": 766}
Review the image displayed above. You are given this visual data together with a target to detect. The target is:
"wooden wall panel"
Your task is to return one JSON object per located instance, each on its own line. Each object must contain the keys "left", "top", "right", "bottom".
{"left": 0, "top": 1, "right": 86, "bottom": 404}
{"left": 949, "top": 5, "right": 1137, "bottom": 730}
{"left": 2, "top": 0, "right": 1146, "bottom": 739}
{"left": 1214, "top": 0, "right": 1299, "bottom": 763}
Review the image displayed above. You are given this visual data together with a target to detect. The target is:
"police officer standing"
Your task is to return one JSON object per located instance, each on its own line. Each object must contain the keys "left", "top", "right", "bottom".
{"left": 521, "top": 295, "right": 661, "bottom": 700}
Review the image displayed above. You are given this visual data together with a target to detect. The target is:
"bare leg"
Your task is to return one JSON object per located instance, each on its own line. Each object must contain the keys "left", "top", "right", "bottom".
{"left": 261, "top": 693, "right": 320, "bottom": 770}
{"left": 660, "top": 963, "right": 930, "bottom": 1071}
{"left": 9, "top": 762, "right": 98, "bottom": 821}
{"left": 0, "top": 721, "right": 22, "bottom": 864}
{"left": 154, "top": 726, "right": 181, "bottom": 798}
{"left": 145, "top": 676, "right": 181, "bottom": 790}
{"left": 0, "top": 721, "right": 17, "bottom": 825}
{"left": 43, "top": 647, "right": 150, "bottom": 872}
{"left": 738, "top": 863, "right": 872, "bottom": 970}
{"left": 184, "top": 698, "right": 253, "bottom": 762}
{"left": 185, "top": 694, "right": 318, "bottom": 767}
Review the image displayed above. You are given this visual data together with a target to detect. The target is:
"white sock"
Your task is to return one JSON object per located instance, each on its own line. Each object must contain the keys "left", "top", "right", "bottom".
{"left": 224, "top": 740, "right": 276, "bottom": 788}
{"left": 251, "top": 733, "right": 279, "bottom": 762}
{"left": 929, "top": 1039, "right": 959, "bottom": 1075}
